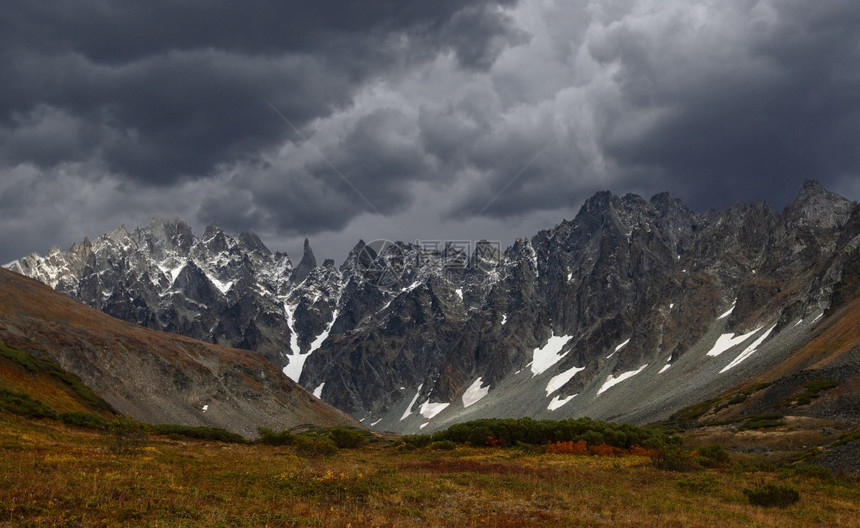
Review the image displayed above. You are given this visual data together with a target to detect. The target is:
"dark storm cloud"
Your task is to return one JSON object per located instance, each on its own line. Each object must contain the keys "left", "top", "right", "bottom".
{"left": 3, "top": 0, "right": 860, "bottom": 267}
{"left": 0, "top": 0, "right": 522, "bottom": 183}
{"left": 0, "top": 0, "right": 519, "bottom": 62}
{"left": 440, "top": 0, "right": 860, "bottom": 221}
{"left": 198, "top": 107, "right": 433, "bottom": 236}
{"left": 599, "top": 0, "right": 860, "bottom": 210}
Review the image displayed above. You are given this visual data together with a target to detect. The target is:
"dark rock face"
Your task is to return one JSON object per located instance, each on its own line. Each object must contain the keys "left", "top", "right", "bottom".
{"left": 292, "top": 239, "right": 317, "bottom": 285}
{"left": 8, "top": 181, "right": 860, "bottom": 432}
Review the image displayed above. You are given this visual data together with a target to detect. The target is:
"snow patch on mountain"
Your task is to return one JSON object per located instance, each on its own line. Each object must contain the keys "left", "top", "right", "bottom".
{"left": 606, "top": 338, "right": 630, "bottom": 358}
{"left": 420, "top": 400, "right": 450, "bottom": 420}
{"left": 531, "top": 333, "right": 573, "bottom": 376}
{"left": 717, "top": 301, "right": 737, "bottom": 320}
{"left": 705, "top": 327, "right": 762, "bottom": 357}
{"left": 720, "top": 325, "right": 776, "bottom": 373}
{"left": 310, "top": 310, "right": 338, "bottom": 353}
{"left": 597, "top": 364, "right": 649, "bottom": 395}
{"left": 206, "top": 273, "right": 233, "bottom": 295}
{"left": 548, "top": 394, "right": 577, "bottom": 411}
{"left": 462, "top": 377, "right": 489, "bottom": 408}
{"left": 400, "top": 384, "right": 423, "bottom": 421}
{"left": 546, "top": 365, "right": 585, "bottom": 396}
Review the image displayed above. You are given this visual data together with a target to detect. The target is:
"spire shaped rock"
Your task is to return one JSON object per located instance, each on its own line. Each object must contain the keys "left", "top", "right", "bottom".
{"left": 292, "top": 238, "right": 317, "bottom": 284}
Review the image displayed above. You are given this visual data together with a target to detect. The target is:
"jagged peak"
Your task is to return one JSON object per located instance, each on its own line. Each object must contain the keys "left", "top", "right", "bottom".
{"left": 300, "top": 239, "right": 316, "bottom": 264}
{"left": 141, "top": 217, "right": 196, "bottom": 251}
{"left": 292, "top": 238, "right": 318, "bottom": 284}
{"left": 620, "top": 192, "right": 648, "bottom": 207}
{"left": 237, "top": 231, "right": 271, "bottom": 256}
{"left": 783, "top": 179, "right": 853, "bottom": 229}
{"left": 145, "top": 216, "right": 192, "bottom": 232}
{"left": 789, "top": 179, "right": 847, "bottom": 206}
{"left": 203, "top": 222, "right": 224, "bottom": 240}
{"left": 649, "top": 191, "right": 685, "bottom": 210}
{"left": 104, "top": 224, "right": 131, "bottom": 242}
{"left": 580, "top": 190, "right": 614, "bottom": 214}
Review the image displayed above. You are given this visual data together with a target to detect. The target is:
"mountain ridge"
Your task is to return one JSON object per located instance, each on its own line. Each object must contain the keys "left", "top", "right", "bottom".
{"left": 7, "top": 180, "right": 859, "bottom": 432}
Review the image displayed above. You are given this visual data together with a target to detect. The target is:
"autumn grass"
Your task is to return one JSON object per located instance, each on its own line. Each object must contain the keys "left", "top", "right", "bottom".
{"left": 1, "top": 414, "right": 858, "bottom": 527}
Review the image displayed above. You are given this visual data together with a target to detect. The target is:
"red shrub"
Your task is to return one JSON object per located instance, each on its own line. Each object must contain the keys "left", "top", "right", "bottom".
{"left": 546, "top": 440, "right": 588, "bottom": 455}
{"left": 485, "top": 436, "right": 504, "bottom": 448}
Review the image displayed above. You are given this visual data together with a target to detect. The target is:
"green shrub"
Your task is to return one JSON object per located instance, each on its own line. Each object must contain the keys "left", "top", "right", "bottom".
{"left": 398, "top": 434, "right": 432, "bottom": 449}
{"left": 428, "top": 418, "right": 677, "bottom": 449}
{"left": 744, "top": 483, "right": 800, "bottom": 507}
{"left": 676, "top": 473, "right": 717, "bottom": 494}
{"left": 739, "top": 413, "right": 784, "bottom": 430}
{"left": 694, "top": 444, "right": 731, "bottom": 468}
{"left": 831, "top": 429, "right": 860, "bottom": 448}
{"left": 294, "top": 434, "right": 338, "bottom": 457}
{"left": 326, "top": 427, "right": 367, "bottom": 449}
{"left": 651, "top": 444, "right": 699, "bottom": 472}
{"left": 59, "top": 412, "right": 109, "bottom": 429}
{"left": 429, "top": 440, "right": 458, "bottom": 451}
{"left": 103, "top": 417, "right": 149, "bottom": 455}
{"left": 257, "top": 427, "right": 295, "bottom": 446}
{"left": 786, "top": 379, "right": 839, "bottom": 406}
{"left": 151, "top": 424, "right": 246, "bottom": 443}
{"left": 0, "top": 388, "right": 57, "bottom": 419}
{"left": 781, "top": 464, "right": 832, "bottom": 479}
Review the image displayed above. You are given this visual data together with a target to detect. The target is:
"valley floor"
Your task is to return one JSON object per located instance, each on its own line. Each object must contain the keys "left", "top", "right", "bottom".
{"left": 1, "top": 416, "right": 858, "bottom": 527}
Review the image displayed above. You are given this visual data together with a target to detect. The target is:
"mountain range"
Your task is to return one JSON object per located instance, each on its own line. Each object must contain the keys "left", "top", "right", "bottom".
{"left": 7, "top": 180, "right": 860, "bottom": 433}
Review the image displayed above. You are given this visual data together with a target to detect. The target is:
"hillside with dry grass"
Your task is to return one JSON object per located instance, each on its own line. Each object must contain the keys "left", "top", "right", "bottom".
{"left": 0, "top": 268, "right": 358, "bottom": 437}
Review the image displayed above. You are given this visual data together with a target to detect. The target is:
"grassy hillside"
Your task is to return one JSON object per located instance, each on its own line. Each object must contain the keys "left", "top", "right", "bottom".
{"left": 0, "top": 340, "right": 116, "bottom": 417}
{"left": 0, "top": 267, "right": 360, "bottom": 436}
{"left": 1, "top": 412, "right": 858, "bottom": 527}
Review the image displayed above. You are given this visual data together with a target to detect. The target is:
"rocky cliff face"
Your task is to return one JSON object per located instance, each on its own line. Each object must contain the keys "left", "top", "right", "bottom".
{"left": 8, "top": 180, "right": 860, "bottom": 432}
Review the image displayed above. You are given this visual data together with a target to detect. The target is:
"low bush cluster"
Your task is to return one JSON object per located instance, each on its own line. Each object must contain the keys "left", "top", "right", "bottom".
{"left": 59, "top": 411, "right": 109, "bottom": 429}
{"left": 294, "top": 434, "right": 338, "bottom": 458}
{"left": 150, "top": 424, "right": 246, "bottom": 443}
{"left": 744, "top": 483, "right": 800, "bottom": 507}
{"left": 257, "top": 426, "right": 368, "bottom": 452}
{"left": 0, "top": 388, "right": 58, "bottom": 419}
{"left": 676, "top": 473, "right": 718, "bottom": 494}
{"left": 693, "top": 444, "right": 731, "bottom": 468}
{"left": 421, "top": 417, "right": 676, "bottom": 450}
{"left": 651, "top": 444, "right": 700, "bottom": 472}
{"left": 652, "top": 443, "right": 731, "bottom": 472}
{"left": 739, "top": 413, "right": 785, "bottom": 430}
{"left": 103, "top": 417, "right": 149, "bottom": 455}
{"left": 785, "top": 378, "right": 839, "bottom": 406}
{"left": 327, "top": 427, "right": 368, "bottom": 449}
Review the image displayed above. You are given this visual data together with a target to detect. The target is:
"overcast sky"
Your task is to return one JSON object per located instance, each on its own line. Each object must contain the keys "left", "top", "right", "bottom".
{"left": 2, "top": 0, "right": 859, "bottom": 265}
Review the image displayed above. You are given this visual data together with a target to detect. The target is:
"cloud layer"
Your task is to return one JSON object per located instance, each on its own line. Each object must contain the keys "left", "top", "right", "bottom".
{"left": 2, "top": 0, "right": 859, "bottom": 263}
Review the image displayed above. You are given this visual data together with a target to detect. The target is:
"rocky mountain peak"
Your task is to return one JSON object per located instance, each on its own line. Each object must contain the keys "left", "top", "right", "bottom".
{"left": 292, "top": 238, "right": 317, "bottom": 284}
{"left": 783, "top": 179, "right": 854, "bottom": 230}
{"left": 237, "top": 231, "right": 271, "bottom": 257}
